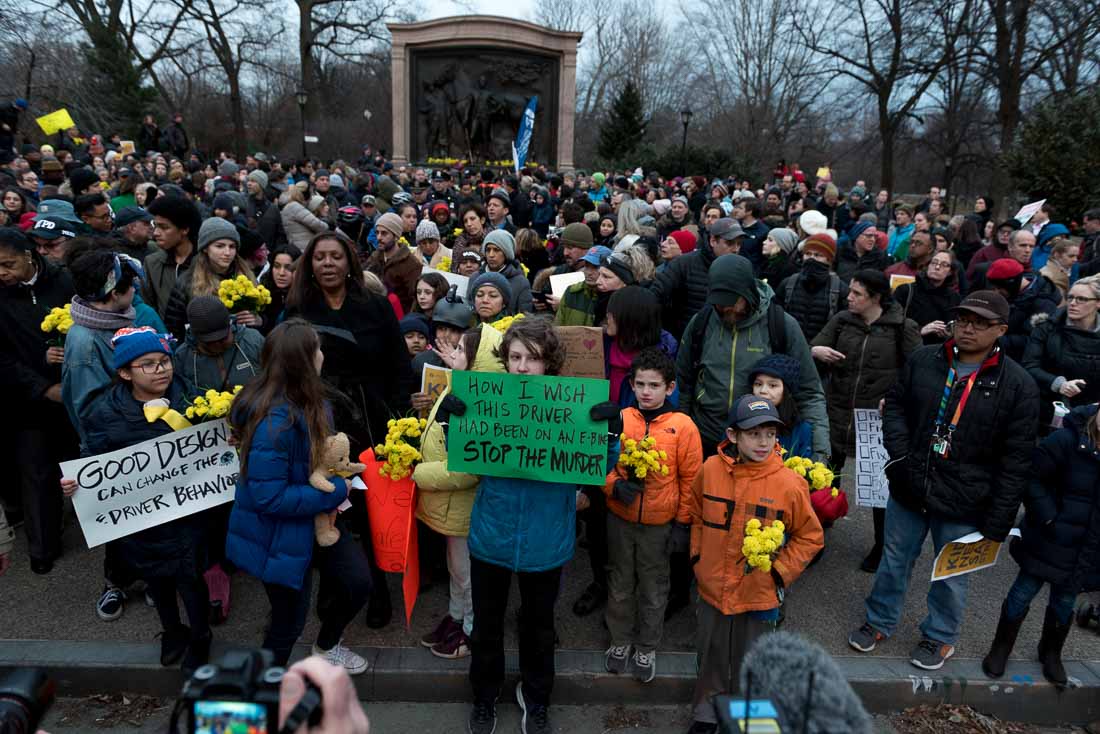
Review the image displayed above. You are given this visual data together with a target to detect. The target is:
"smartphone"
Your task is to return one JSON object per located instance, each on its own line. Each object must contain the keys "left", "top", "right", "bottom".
{"left": 531, "top": 291, "right": 549, "bottom": 303}
{"left": 191, "top": 699, "right": 273, "bottom": 734}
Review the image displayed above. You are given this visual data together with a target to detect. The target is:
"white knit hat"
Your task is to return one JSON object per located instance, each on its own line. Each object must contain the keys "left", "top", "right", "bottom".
{"left": 799, "top": 210, "right": 828, "bottom": 236}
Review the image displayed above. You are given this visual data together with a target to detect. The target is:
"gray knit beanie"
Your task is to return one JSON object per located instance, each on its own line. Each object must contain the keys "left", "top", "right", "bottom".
{"left": 197, "top": 217, "right": 240, "bottom": 252}
{"left": 483, "top": 229, "right": 516, "bottom": 261}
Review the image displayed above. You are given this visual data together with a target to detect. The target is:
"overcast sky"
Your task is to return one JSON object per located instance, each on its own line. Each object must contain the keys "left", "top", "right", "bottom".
{"left": 422, "top": 1, "right": 537, "bottom": 23}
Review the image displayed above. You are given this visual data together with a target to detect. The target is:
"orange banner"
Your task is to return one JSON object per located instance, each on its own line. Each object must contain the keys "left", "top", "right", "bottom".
{"left": 360, "top": 448, "right": 419, "bottom": 627}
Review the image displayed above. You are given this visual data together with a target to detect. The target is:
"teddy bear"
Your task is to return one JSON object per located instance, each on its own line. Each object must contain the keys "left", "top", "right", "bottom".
{"left": 310, "top": 432, "right": 366, "bottom": 547}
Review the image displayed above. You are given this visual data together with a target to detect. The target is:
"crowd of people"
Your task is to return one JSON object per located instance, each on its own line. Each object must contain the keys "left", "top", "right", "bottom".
{"left": 2, "top": 111, "right": 1100, "bottom": 734}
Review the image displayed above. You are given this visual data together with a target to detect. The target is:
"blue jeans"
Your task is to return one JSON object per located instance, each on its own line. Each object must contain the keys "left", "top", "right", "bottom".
{"left": 864, "top": 497, "right": 979, "bottom": 645}
{"left": 1004, "top": 569, "right": 1077, "bottom": 625}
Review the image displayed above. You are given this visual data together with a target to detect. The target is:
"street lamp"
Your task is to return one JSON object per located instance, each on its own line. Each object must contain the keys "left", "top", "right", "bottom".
{"left": 679, "top": 107, "right": 693, "bottom": 176}
{"left": 296, "top": 89, "right": 308, "bottom": 159}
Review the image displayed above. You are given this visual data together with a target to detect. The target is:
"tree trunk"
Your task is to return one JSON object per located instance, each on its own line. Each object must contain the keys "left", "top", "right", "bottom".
{"left": 230, "top": 78, "right": 246, "bottom": 162}
{"left": 878, "top": 103, "right": 896, "bottom": 196}
{"left": 298, "top": 0, "right": 315, "bottom": 123}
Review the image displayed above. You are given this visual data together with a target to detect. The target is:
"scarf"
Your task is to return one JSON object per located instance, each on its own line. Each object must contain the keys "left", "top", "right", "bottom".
{"left": 70, "top": 295, "right": 137, "bottom": 332}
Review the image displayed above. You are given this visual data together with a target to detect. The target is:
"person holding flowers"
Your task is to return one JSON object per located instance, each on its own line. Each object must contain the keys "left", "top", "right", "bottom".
{"left": 686, "top": 395, "right": 823, "bottom": 734}
{"left": 0, "top": 227, "right": 77, "bottom": 575}
{"left": 602, "top": 348, "right": 702, "bottom": 683}
{"left": 164, "top": 218, "right": 261, "bottom": 342}
{"left": 412, "top": 324, "right": 505, "bottom": 660}
{"left": 61, "top": 327, "right": 211, "bottom": 673}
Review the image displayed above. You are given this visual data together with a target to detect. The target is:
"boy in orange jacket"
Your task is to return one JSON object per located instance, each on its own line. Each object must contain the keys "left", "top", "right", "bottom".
{"left": 603, "top": 348, "right": 703, "bottom": 683}
{"left": 686, "top": 395, "right": 824, "bottom": 734}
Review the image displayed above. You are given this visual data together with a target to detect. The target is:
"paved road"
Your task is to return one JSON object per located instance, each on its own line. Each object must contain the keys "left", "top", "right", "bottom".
{"left": 4, "top": 499, "right": 1100, "bottom": 665}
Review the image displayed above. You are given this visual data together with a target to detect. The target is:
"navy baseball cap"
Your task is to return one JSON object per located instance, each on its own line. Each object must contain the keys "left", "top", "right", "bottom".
{"left": 114, "top": 206, "right": 153, "bottom": 228}
{"left": 728, "top": 395, "right": 785, "bottom": 430}
{"left": 30, "top": 216, "right": 78, "bottom": 241}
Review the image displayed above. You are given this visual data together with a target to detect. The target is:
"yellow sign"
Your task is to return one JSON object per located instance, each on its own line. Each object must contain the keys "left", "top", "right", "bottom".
{"left": 35, "top": 108, "right": 76, "bottom": 136}
{"left": 931, "top": 529, "right": 1020, "bottom": 581}
{"left": 420, "top": 364, "right": 452, "bottom": 418}
{"left": 889, "top": 273, "right": 916, "bottom": 291}
{"left": 119, "top": 140, "right": 136, "bottom": 156}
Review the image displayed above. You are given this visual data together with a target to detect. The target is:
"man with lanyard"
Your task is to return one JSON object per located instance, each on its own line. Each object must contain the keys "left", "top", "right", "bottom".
{"left": 848, "top": 291, "right": 1038, "bottom": 670}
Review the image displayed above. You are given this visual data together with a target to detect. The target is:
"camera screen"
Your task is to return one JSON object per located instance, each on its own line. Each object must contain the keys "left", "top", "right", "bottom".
{"left": 193, "top": 699, "right": 270, "bottom": 734}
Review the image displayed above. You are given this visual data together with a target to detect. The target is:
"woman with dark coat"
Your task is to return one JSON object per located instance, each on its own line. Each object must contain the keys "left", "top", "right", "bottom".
{"left": 812, "top": 270, "right": 922, "bottom": 572}
{"left": 284, "top": 231, "right": 413, "bottom": 628}
{"left": 1022, "top": 276, "right": 1100, "bottom": 428}
{"left": 982, "top": 405, "right": 1100, "bottom": 686}
{"left": 893, "top": 250, "right": 962, "bottom": 345}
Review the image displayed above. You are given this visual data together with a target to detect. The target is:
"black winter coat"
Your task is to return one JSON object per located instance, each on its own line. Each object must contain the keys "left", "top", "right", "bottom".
{"left": 1021, "top": 309, "right": 1100, "bottom": 422}
{"left": 1003, "top": 275, "right": 1062, "bottom": 362}
{"left": 895, "top": 273, "right": 961, "bottom": 345}
{"left": 776, "top": 264, "right": 848, "bottom": 343}
{"left": 883, "top": 341, "right": 1039, "bottom": 541}
{"left": 1010, "top": 405, "right": 1100, "bottom": 591}
{"left": 84, "top": 381, "right": 206, "bottom": 580}
{"left": 649, "top": 238, "right": 717, "bottom": 339}
{"left": 836, "top": 243, "right": 893, "bottom": 283}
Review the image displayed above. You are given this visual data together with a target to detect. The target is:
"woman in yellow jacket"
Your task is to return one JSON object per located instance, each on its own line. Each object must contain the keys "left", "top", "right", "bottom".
{"left": 412, "top": 324, "right": 505, "bottom": 659}
{"left": 686, "top": 395, "right": 824, "bottom": 734}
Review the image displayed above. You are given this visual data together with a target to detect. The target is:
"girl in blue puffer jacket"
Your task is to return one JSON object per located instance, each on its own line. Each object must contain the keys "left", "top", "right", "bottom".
{"left": 226, "top": 318, "right": 372, "bottom": 673}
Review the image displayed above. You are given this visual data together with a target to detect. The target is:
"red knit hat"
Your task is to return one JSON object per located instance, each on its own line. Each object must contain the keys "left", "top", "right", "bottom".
{"left": 802, "top": 233, "right": 837, "bottom": 263}
{"left": 987, "top": 258, "right": 1024, "bottom": 281}
{"left": 670, "top": 229, "right": 697, "bottom": 254}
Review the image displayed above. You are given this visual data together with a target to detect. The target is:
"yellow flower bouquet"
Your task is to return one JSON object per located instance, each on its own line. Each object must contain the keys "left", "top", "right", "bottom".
{"left": 490, "top": 312, "right": 525, "bottom": 333}
{"left": 374, "top": 416, "right": 428, "bottom": 481}
{"left": 784, "top": 456, "right": 838, "bottom": 496}
{"left": 617, "top": 434, "right": 669, "bottom": 481}
{"left": 218, "top": 274, "right": 272, "bottom": 314}
{"left": 436, "top": 256, "right": 452, "bottom": 273}
{"left": 742, "top": 518, "right": 785, "bottom": 573}
{"left": 185, "top": 385, "right": 243, "bottom": 422}
{"left": 40, "top": 304, "right": 73, "bottom": 345}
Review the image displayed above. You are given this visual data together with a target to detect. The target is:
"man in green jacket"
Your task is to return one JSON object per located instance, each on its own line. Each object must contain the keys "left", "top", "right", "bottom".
{"left": 555, "top": 245, "right": 609, "bottom": 327}
{"left": 676, "top": 254, "right": 830, "bottom": 460}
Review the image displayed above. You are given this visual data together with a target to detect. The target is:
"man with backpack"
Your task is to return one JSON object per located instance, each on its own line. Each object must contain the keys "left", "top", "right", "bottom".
{"left": 676, "top": 254, "right": 830, "bottom": 460}
{"left": 775, "top": 233, "right": 847, "bottom": 343}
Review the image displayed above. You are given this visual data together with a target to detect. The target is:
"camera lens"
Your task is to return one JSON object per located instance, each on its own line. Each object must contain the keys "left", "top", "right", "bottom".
{"left": 192, "top": 665, "right": 218, "bottom": 681}
{"left": 262, "top": 668, "right": 285, "bottom": 685}
{"left": 0, "top": 698, "right": 35, "bottom": 734}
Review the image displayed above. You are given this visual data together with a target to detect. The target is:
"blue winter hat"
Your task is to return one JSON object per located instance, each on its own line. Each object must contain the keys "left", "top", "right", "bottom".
{"left": 1037, "top": 223, "right": 1069, "bottom": 249}
{"left": 111, "top": 326, "right": 173, "bottom": 370}
{"left": 748, "top": 354, "right": 801, "bottom": 391}
{"left": 400, "top": 313, "right": 431, "bottom": 338}
{"left": 580, "top": 245, "right": 612, "bottom": 266}
{"left": 469, "top": 271, "right": 513, "bottom": 304}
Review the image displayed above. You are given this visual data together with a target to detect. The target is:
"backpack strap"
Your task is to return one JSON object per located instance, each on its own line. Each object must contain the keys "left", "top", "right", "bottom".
{"left": 827, "top": 273, "right": 841, "bottom": 320}
{"left": 690, "top": 307, "right": 713, "bottom": 384}
{"left": 785, "top": 275, "right": 798, "bottom": 306}
{"left": 767, "top": 301, "right": 788, "bottom": 356}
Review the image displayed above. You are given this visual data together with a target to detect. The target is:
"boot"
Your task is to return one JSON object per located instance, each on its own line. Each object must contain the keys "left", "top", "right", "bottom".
{"left": 982, "top": 604, "right": 1026, "bottom": 678}
{"left": 159, "top": 624, "right": 191, "bottom": 666}
{"left": 1037, "top": 606, "right": 1071, "bottom": 687}
{"left": 182, "top": 631, "right": 212, "bottom": 676}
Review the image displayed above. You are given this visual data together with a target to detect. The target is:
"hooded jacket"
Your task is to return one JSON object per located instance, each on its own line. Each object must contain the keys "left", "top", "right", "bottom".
{"left": 279, "top": 197, "right": 328, "bottom": 250}
{"left": 412, "top": 325, "right": 505, "bottom": 537}
{"left": 689, "top": 445, "right": 824, "bottom": 615}
{"left": 1010, "top": 405, "right": 1100, "bottom": 592}
{"left": 676, "top": 256, "right": 830, "bottom": 458}
{"left": 173, "top": 322, "right": 264, "bottom": 394}
{"left": 144, "top": 247, "right": 195, "bottom": 318}
{"left": 555, "top": 280, "right": 598, "bottom": 327}
{"left": 1021, "top": 308, "right": 1100, "bottom": 418}
{"left": 882, "top": 340, "right": 1039, "bottom": 541}
{"left": 811, "top": 303, "right": 922, "bottom": 455}
{"left": 366, "top": 241, "right": 422, "bottom": 313}
{"left": 1003, "top": 274, "right": 1062, "bottom": 361}
{"left": 649, "top": 236, "right": 717, "bottom": 339}
{"left": 603, "top": 405, "right": 703, "bottom": 526}
{"left": 471, "top": 260, "right": 533, "bottom": 316}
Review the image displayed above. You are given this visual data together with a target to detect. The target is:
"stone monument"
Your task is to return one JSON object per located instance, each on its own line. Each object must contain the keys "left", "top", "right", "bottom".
{"left": 388, "top": 16, "right": 582, "bottom": 170}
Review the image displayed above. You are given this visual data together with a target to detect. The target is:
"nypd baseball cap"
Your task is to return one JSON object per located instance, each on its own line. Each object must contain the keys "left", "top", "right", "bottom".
{"left": 30, "top": 216, "right": 78, "bottom": 241}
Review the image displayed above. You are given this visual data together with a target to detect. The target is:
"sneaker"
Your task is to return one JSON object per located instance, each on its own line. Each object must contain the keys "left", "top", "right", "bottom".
{"left": 431, "top": 627, "right": 471, "bottom": 659}
{"left": 860, "top": 545, "right": 883, "bottom": 573}
{"left": 848, "top": 622, "right": 886, "bottom": 653}
{"left": 910, "top": 638, "right": 955, "bottom": 670}
{"left": 631, "top": 649, "right": 656, "bottom": 683}
{"left": 467, "top": 699, "right": 496, "bottom": 734}
{"left": 516, "top": 681, "right": 550, "bottom": 734}
{"left": 97, "top": 585, "right": 126, "bottom": 621}
{"left": 312, "top": 640, "right": 369, "bottom": 675}
{"left": 604, "top": 644, "right": 631, "bottom": 674}
{"left": 421, "top": 615, "right": 459, "bottom": 648}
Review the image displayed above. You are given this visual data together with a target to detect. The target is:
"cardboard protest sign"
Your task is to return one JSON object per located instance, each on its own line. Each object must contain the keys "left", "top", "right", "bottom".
{"left": 63, "top": 419, "right": 238, "bottom": 548}
{"left": 119, "top": 140, "right": 136, "bottom": 156}
{"left": 931, "top": 529, "right": 1022, "bottom": 581}
{"left": 422, "top": 265, "right": 469, "bottom": 296}
{"left": 35, "top": 108, "right": 75, "bottom": 135}
{"left": 558, "top": 326, "right": 606, "bottom": 380}
{"left": 549, "top": 271, "right": 584, "bottom": 298}
{"left": 360, "top": 448, "right": 419, "bottom": 627}
{"left": 420, "top": 364, "right": 452, "bottom": 417}
{"left": 447, "top": 371, "right": 611, "bottom": 484}
{"left": 1013, "top": 199, "right": 1046, "bottom": 226}
{"left": 889, "top": 273, "right": 916, "bottom": 291}
{"left": 853, "top": 408, "right": 889, "bottom": 508}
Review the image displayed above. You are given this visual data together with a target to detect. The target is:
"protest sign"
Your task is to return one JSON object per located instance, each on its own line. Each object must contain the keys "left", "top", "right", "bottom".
{"left": 422, "top": 265, "right": 469, "bottom": 296}
{"left": 558, "top": 326, "right": 606, "bottom": 380}
{"left": 62, "top": 419, "right": 238, "bottom": 548}
{"left": 549, "top": 271, "right": 584, "bottom": 298}
{"left": 35, "top": 108, "right": 75, "bottom": 135}
{"left": 853, "top": 408, "right": 889, "bottom": 508}
{"left": 119, "top": 140, "right": 136, "bottom": 156}
{"left": 931, "top": 529, "right": 1022, "bottom": 581}
{"left": 889, "top": 273, "right": 916, "bottom": 291}
{"left": 360, "top": 448, "right": 419, "bottom": 627}
{"left": 420, "top": 364, "right": 452, "bottom": 417}
{"left": 448, "top": 371, "right": 611, "bottom": 484}
{"left": 1013, "top": 199, "right": 1046, "bottom": 226}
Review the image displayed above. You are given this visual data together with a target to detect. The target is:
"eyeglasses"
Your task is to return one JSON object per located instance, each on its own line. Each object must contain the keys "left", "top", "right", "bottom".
{"left": 133, "top": 356, "right": 171, "bottom": 374}
{"left": 1066, "top": 295, "right": 1099, "bottom": 304}
{"left": 928, "top": 260, "right": 952, "bottom": 270}
{"left": 950, "top": 318, "right": 999, "bottom": 332}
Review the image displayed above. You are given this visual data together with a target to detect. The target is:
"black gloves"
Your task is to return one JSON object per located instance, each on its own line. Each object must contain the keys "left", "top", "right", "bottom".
{"left": 611, "top": 479, "right": 642, "bottom": 505}
{"left": 668, "top": 522, "right": 691, "bottom": 554}
{"left": 590, "top": 401, "right": 624, "bottom": 435}
{"left": 436, "top": 394, "right": 467, "bottom": 425}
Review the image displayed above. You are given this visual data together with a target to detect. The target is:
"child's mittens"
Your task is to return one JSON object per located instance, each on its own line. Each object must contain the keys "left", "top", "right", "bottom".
{"left": 611, "top": 478, "right": 642, "bottom": 505}
{"left": 667, "top": 522, "right": 691, "bottom": 554}
{"left": 589, "top": 401, "right": 624, "bottom": 435}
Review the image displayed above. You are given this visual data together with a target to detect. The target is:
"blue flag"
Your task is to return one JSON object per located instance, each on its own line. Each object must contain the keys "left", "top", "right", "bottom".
{"left": 511, "top": 96, "right": 538, "bottom": 173}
